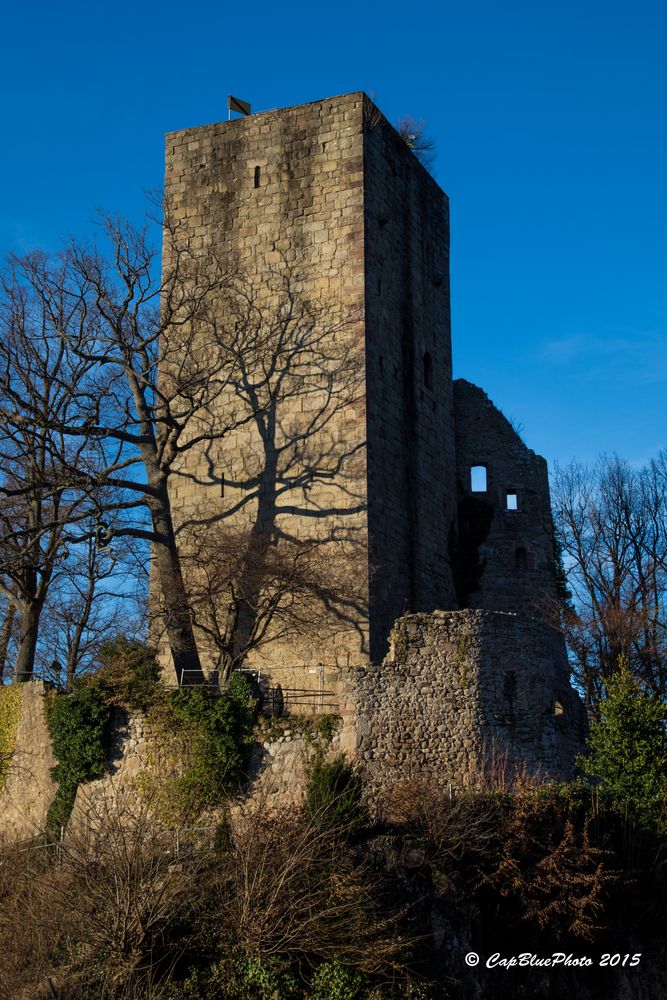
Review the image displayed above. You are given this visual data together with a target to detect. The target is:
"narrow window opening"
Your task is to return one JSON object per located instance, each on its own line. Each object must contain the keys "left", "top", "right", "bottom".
{"left": 470, "top": 465, "right": 487, "bottom": 492}
{"left": 253, "top": 165, "right": 261, "bottom": 188}
{"left": 422, "top": 351, "right": 434, "bottom": 390}
{"left": 220, "top": 480, "right": 225, "bottom": 498}
{"left": 515, "top": 546, "right": 528, "bottom": 570}
{"left": 506, "top": 490, "right": 519, "bottom": 511}
{"left": 379, "top": 354, "right": 384, "bottom": 377}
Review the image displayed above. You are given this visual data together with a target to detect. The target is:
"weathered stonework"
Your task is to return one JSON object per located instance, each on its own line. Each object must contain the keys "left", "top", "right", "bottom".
{"left": 452, "top": 379, "right": 559, "bottom": 614}
{"left": 0, "top": 682, "right": 56, "bottom": 842}
{"left": 154, "top": 92, "right": 586, "bottom": 787}
{"left": 161, "top": 92, "right": 458, "bottom": 676}
{"left": 70, "top": 708, "right": 152, "bottom": 827}
{"left": 246, "top": 733, "right": 308, "bottom": 812}
{"left": 339, "top": 610, "right": 586, "bottom": 793}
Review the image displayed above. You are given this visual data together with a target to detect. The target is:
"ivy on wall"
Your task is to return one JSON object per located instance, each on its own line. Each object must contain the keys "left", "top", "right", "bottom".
{"left": 138, "top": 676, "right": 255, "bottom": 825}
{"left": 45, "top": 685, "right": 111, "bottom": 833}
{"left": 0, "top": 684, "right": 21, "bottom": 788}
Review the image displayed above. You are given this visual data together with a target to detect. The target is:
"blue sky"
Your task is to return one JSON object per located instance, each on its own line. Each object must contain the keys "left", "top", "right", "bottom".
{"left": 1, "top": 1, "right": 665, "bottom": 469}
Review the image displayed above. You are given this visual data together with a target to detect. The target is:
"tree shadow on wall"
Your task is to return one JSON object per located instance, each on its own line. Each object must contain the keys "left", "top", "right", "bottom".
{"left": 168, "top": 266, "right": 369, "bottom": 682}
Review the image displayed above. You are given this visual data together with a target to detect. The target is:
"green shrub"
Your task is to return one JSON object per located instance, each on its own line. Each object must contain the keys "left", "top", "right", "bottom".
{"left": 304, "top": 752, "right": 364, "bottom": 834}
{"left": 578, "top": 660, "right": 667, "bottom": 829}
{"left": 308, "top": 961, "right": 366, "bottom": 1000}
{"left": 227, "top": 670, "right": 252, "bottom": 708}
{"left": 46, "top": 684, "right": 111, "bottom": 832}
{"left": 139, "top": 685, "right": 254, "bottom": 823}
{"left": 0, "top": 684, "right": 21, "bottom": 787}
{"left": 314, "top": 714, "right": 341, "bottom": 744}
{"left": 162, "top": 954, "right": 299, "bottom": 999}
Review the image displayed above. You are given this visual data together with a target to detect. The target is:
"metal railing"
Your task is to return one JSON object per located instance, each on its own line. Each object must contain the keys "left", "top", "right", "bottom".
{"left": 263, "top": 686, "right": 338, "bottom": 716}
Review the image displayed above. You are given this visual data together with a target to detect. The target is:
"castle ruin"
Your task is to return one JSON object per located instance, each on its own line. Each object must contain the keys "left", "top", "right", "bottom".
{"left": 161, "top": 92, "right": 585, "bottom": 783}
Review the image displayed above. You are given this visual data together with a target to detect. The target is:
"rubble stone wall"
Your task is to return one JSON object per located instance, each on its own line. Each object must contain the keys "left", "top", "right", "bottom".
{"left": 339, "top": 610, "right": 586, "bottom": 794}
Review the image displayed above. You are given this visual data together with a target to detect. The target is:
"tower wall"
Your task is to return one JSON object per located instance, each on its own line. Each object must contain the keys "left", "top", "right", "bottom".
{"left": 163, "top": 94, "right": 371, "bottom": 672}
{"left": 161, "top": 93, "right": 459, "bottom": 675}
{"left": 363, "top": 102, "right": 458, "bottom": 660}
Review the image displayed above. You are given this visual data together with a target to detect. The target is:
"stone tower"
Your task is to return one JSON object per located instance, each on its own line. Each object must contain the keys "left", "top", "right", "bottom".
{"left": 160, "top": 91, "right": 586, "bottom": 781}
{"left": 164, "top": 93, "right": 458, "bottom": 670}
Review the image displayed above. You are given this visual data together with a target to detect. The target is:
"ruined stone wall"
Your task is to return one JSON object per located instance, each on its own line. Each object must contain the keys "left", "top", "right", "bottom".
{"left": 452, "top": 379, "right": 559, "bottom": 615}
{"left": 363, "top": 100, "right": 457, "bottom": 660}
{"left": 0, "top": 683, "right": 57, "bottom": 843}
{"left": 163, "top": 93, "right": 370, "bottom": 676}
{"left": 339, "top": 610, "right": 585, "bottom": 794}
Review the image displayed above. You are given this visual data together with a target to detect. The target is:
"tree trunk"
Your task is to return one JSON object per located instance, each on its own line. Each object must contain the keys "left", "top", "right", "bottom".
{"left": 14, "top": 602, "right": 42, "bottom": 683}
{"left": 150, "top": 487, "right": 205, "bottom": 686}
{"left": 230, "top": 417, "right": 278, "bottom": 664}
{"left": 0, "top": 603, "right": 16, "bottom": 682}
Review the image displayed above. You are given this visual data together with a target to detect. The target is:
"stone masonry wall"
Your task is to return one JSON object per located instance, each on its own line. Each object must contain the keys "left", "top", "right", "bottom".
{"left": 0, "top": 682, "right": 57, "bottom": 843}
{"left": 159, "top": 93, "right": 460, "bottom": 683}
{"left": 453, "top": 379, "right": 559, "bottom": 615}
{"left": 70, "top": 708, "right": 151, "bottom": 827}
{"left": 162, "top": 93, "right": 371, "bottom": 677}
{"left": 339, "top": 610, "right": 586, "bottom": 795}
{"left": 363, "top": 99, "right": 458, "bottom": 659}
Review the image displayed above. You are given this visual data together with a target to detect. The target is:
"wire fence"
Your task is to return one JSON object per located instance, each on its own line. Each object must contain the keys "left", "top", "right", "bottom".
{"left": 4, "top": 824, "right": 221, "bottom": 864}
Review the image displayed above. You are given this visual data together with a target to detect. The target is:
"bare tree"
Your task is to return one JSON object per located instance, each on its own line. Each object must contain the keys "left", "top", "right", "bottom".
{"left": 553, "top": 453, "right": 667, "bottom": 716}
{"left": 37, "top": 523, "right": 142, "bottom": 690}
{"left": 0, "top": 262, "right": 100, "bottom": 681}
{"left": 2, "top": 214, "right": 368, "bottom": 686}
{"left": 1, "top": 210, "right": 251, "bottom": 684}
{"left": 396, "top": 116, "right": 436, "bottom": 169}
{"left": 0, "top": 600, "right": 16, "bottom": 682}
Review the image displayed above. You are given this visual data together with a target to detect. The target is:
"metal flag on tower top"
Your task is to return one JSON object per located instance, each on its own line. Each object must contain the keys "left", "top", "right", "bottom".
{"left": 228, "top": 95, "right": 251, "bottom": 119}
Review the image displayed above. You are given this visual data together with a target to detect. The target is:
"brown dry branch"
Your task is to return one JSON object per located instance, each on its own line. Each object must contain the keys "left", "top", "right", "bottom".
{"left": 380, "top": 777, "right": 502, "bottom": 869}
{"left": 0, "top": 792, "right": 207, "bottom": 999}
{"left": 482, "top": 791, "right": 619, "bottom": 943}
{"left": 214, "top": 802, "right": 411, "bottom": 976}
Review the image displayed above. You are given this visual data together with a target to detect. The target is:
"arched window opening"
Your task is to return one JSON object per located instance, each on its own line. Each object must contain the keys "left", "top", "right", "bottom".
{"left": 470, "top": 465, "right": 487, "bottom": 492}
{"left": 422, "top": 351, "right": 434, "bottom": 390}
{"left": 253, "top": 165, "right": 261, "bottom": 188}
